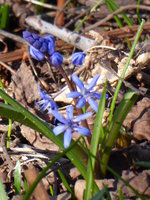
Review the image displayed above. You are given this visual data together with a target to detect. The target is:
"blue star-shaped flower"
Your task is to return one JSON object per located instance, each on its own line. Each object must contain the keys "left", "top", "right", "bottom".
{"left": 52, "top": 105, "right": 91, "bottom": 148}
{"left": 67, "top": 74, "right": 102, "bottom": 112}
{"left": 36, "top": 85, "right": 58, "bottom": 113}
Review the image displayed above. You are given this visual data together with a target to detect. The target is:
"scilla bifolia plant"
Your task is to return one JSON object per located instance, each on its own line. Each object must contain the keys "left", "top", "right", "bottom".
{"left": 0, "top": 21, "right": 144, "bottom": 199}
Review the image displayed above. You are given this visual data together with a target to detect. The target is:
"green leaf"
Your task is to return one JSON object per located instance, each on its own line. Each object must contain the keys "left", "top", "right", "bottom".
{"left": 0, "top": 178, "right": 8, "bottom": 200}
{"left": 22, "top": 140, "right": 79, "bottom": 200}
{"left": 84, "top": 82, "right": 107, "bottom": 199}
{"left": 92, "top": 188, "right": 106, "bottom": 200}
{"left": 57, "top": 169, "right": 73, "bottom": 195}
{"left": 0, "top": 103, "right": 46, "bottom": 133}
{"left": 0, "top": 90, "right": 89, "bottom": 181}
{"left": 14, "top": 160, "right": 21, "bottom": 194}
{"left": 0, "top": 4, "right": 9, "bottom": 29}
{"left": 101, "top": 90, "right": 139, "bottom": 176}
{"left": 135, "top": 161, "right": 150, "bottom": 168}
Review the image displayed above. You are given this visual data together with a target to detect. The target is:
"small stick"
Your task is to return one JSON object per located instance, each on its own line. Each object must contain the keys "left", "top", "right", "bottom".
{"left": 25, "top": 15, "right": 94, "bottom": 51}
{"left": 55, "top": 0, "right": 66, "bottom": 26}
{"left": 84, "top": 5, "right": 150, "bottom": 32}
{"left": 23, "top": 0, "right": 59, "bottom": 10}
{"left": 0, "top": 61, "right": 15, "bottom": 75}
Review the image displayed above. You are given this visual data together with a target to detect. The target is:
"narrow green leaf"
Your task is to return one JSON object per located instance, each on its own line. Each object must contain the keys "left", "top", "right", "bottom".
{"left": 0, "top": 4, "right": 9, "bottom": 29}
{"left": 84, "top": 82, "right": 107, "bottom": 200}
{"left": 0, "top": 178, "right": 8, "bottom": 200}
{"left": 108, "top": 19, "right": 145, "bottom": 122}
{"left": 0, "top": 103, "right": 46, "bottom": 133}
{"left": 0, "top": 90, "right": 89, "bottom": 183}
{"left": 106, "top": 0, "right": 133, "bottom": 26}
{"left": 135, "top": 161, "right": 150, "bottom": 168}
{"left": 14, "top": 160, "right": 21, "bottom": 194}
{"left": 118, "top": 188, "right": 124, "bottom": 200}
{"left": 101, "top": 90, "right": 139, "bottom": 176}
{"left": 92, "top": 188, "right": 106, "bottom": 200}
{"left": 23, "top": 139, "right": 79, "bottom": 200}
{"left": 57, "top": 169, "right": 73, "bottom": 195}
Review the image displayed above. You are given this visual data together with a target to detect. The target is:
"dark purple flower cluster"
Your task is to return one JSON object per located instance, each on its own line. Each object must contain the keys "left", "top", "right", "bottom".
{"left": 23, "top": 31, "right": 63, "bottom": 66}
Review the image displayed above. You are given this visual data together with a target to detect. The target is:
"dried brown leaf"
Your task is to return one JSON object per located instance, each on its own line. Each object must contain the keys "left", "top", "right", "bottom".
{"left": 11, "top": 61, "right": 40, "bottom": 105}
{"left": 123, "top": 97, "right": 150, "bottom": 141}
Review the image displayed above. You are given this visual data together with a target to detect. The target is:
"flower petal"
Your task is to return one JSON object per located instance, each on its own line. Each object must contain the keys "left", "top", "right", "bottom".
{"left": 71, "top": 74, "right": 84, "bottom": 92}
{"left": 66, "top": 91, "right": 81, "bottom": 98}
{"left": 53, "top": 125, "right": 66, "bottom": 135}
{"left": 73, "top": 126, "right": 90, "bottom": 136}
{"left": 86, "top": 74, "right": 100, "bottom": 91}
{"left": 91, "top": 92, "right": 101, "bottom": 99}
{"left": 29, "top": 46, "right": 45, "bottom": 61}
{"left": 64, "top": 128, "right": 72, "bottom": 148}
{"left": 87, "top": 98, "right": 98, "bottom": 112}
{"left": 72, "top": 52, "right": 86, "bottom": 66}
{"left": 76, "top": 97, "right": 86, "bottom": 108}
{"left": 66, "top": 105, "right": 74, "bottom": 120}
{"left": 51, "top": 110, "right": 67, "bottom": 124}
{"left": 74, "top": 112, "right": 92, "bottom": 122}
{"left": 50, "top": 52, "right": 63, "bottom": 67}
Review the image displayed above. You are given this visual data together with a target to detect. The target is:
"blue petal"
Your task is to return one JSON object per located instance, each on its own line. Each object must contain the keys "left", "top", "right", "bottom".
{"left": 86, "top": 74, "right": 100, "bottom": 91}
{"left": 51, "top": 110, "right": 67, "bottom": 124}
{"left": 32, "top": 33, "right": 39, "bottom": 40}
{"left": 76, "top": 97, "right": 86, "bottom": 108}
{"left": 64, "top": 128, "right": 72, "bottom": 148}
{"left": 72, "top": 52, "right": 86, "bottom": 66}
{"left": 25, "top": 36, "right": 35, "bottom": 45}
{"left": 53, "top": 125, "right": 66, "bottom": 135}
{"left": 50, "top": 52, "right": 63, "bottom": 67}
{"left": 33, "top": 40, "right": 41, "bottom": 49}
{"left": 66, "top": 91, "right": 81, "bottom": 98}
{"left": 23, "top": 31, "right": 31, "bottom": 38}
{"left": 71, "top": 74, "right": 84, "bottom": 92}
{"left": 44, "top": 34, "right": 55, "bottom": 44}
{"left": 29, "top": 46, "right": 45, "bottom": 61}
{"left": 105, "top": 93, "right": 109, "bottom": 99}
{"left": 91, "top": 92, "right": 101, "bottom": 99}
{"left": 74, "top": 112, "right": 92, "bottom": 122}
{"left": 66, "top": 105, "right": 74, "bottom": 120}
{"left": 73, "top": 126, "right": 90, "bottom": 136}
{"left": 40, "top": 42, "right": 48, "bottom": 53}
{"left": 87, "top": 98, "right": 98, "bottom": 112}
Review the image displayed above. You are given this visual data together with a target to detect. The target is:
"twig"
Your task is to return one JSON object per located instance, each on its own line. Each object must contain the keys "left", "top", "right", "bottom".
{"left": 25, "top": 15, "right": 94, "bottom": 51}
{"left": 84, "top": 5, "right": 150, "bottom": 32}
{"left": 0, "top": 61, "right": 15, "bottom": 75}
{"left": 23, "top": 0, "right": 59, "bottom": 10}
{"left": 0, "top": 30, "right": 27, "bottom": 44}
{"left": 1, "top": 132, "right": 14, "bottom": 171}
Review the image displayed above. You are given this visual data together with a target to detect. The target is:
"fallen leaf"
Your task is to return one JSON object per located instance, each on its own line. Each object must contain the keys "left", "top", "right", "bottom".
{"left": 123, "top": 97, "right": 150, "bottom": 141}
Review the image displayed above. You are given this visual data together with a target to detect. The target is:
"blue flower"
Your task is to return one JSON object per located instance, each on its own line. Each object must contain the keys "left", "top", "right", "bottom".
{"left": 37, "top": 85, "right": 58, "bottom": 113}
{"left": 50, "top": 52, "right": 63, "bottom": 67}
{"left": 44, "top": 35, "right": 55, "bottom": 55}
{"left": 52, "top": 105, "right": 91, "bottom": 148}
{"left": 72, "top": 52, "right": 86, "bottom": 66}
{"left": 23, "top": 31, "right": 56, "bottom": 55}
{"left": 29, "top": 46, "right": 45, "bottom": 61}
{"left": 67, "top": 74, "right": 102, "bottom": 112}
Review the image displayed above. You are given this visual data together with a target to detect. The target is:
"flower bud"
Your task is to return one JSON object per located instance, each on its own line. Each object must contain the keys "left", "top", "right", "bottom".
{"left": 72, "top": 52, "right": 86, "bottom": 66}
{"left": 29, "top": 46, "right": 45, "bottom": 61}
{"left": 44, "top": 35, "right": 55, "bottom": 55}
{"left": 50, "top": 52, "right": 63, "bottom": 67}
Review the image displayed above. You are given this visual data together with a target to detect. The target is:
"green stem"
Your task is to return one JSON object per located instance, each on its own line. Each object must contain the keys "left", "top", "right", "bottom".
{"left": 108, "top": 19, "right": 144, "bottom": 122}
